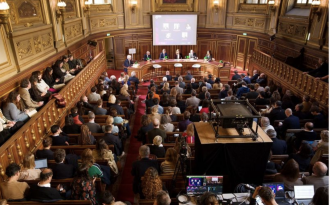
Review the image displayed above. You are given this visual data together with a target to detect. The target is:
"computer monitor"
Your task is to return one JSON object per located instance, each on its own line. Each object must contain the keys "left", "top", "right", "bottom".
{"left": 35, "top": 158, "right": 48, "bottom": 169}
{"left": 186, "top": 175, "right": 223, "bottom": 195}
{"left": 262, "top": 183, "right": 285, "bottom": 198}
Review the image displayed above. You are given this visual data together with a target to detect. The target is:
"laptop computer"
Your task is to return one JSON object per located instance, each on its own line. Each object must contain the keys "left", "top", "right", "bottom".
{"left": 262, "top": 183, "right": 290, "bottom": 205}
{"left": 186, "top": 175, "right": 223, "bottom": 195}
{"left": 294, "top": 185, "right": 314, "bottom": 205}
{"left": 35, "top": 158, "right": 48, "bottom": 169}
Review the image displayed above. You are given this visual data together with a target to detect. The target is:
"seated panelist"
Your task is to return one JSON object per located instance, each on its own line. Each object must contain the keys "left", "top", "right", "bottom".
{"left": 124, "top": 55, "right": 133, "bottom": 73}
{"left": 188, "top": 50, "right": 197, "bottom": 59}
{"left": 204, "top": 50, "right": 212, "bottom": 62}
{"left": 143, "top": 51, "right": 152, "bottom": 61}
{"left": 159, "top": 49, "right": 168, "bottom": 60}
{"left": 174, "top": 49, "right": 183, "bottom": 59}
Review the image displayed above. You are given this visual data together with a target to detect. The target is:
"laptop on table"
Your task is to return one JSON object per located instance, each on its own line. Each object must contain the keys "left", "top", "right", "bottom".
{"left": 34, "top": 158, "right": 48, "bottom": 169}
{"left": 262, "top": 183, "right": 290, "bottom": 205}
{"left": 294, "top": 185, "right": 314, "bottom": 205}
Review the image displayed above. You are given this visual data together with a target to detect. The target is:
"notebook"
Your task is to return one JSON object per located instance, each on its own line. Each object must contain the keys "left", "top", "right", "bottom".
{"left": 294, "top": 185, "right": 314, "bottom": 205}
{"left": 186, "top": 175, "right": 223, "bottom": 195}
{"left": 35, "top": 158, "right": 48, "bottom": 169}
{"left": 262, "top": 183, "right": 290, "bottom": 205}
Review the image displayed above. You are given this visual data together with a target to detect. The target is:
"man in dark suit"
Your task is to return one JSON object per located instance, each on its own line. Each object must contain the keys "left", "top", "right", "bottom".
{"left": 278, "top": 108, "right": 300, "bottom": 139}
{"left": 145, "top": 92, "right": 156, "bottom": 109}
{"left": 191, "top": 78, "right": 199, "bottom": 89}
{"left": 36, "top": 137, "right": 54, "bottom": 160}
{"left": 250, "top": 70, "right": 259, "bottom": 83}
{"left": 256, "top": 73, "right": 266, "bottom": 85}
{"left": 255, "top": 91, "right": 269, "bottom": 105}
{"left": 143, "top": 51, "right": 152, "bottom": 61}
{"left": 79, "top": 95, "right": 95, "bottom": 114}
{"left": 165, "top": 71, "right": 172, "bottom": 81}
{"left": 294, "top": 122, "right": 318, "bottom": 150}
{"left": 188, "top": 50, "right": 197, "bottom": 59}
{"left": 103, "top": 125, "right": 124, "bottom": 157}
{"left": 267, "top": 101, "right": 287, "bottom": 125}
{"left": 219, "top": 84, "right": 230, "bottom": 99}
{"left": 29, "top": 168, "right": 64, "bottom": 201}
{"left": 51, "top": 149, "right": 74, "bottom": 179}
{"left": 93, "top": 99, "right": 107, "bottom": 115}
{"left": 159, "top": 49, "right": 168, "bottom": 60}
{"left": 110, "top": 99, "right": 124, "bottom": 115}
{"left": 124, "top": 55, "right": 133, "bottom": 73}
{"left": 231, "top": 70, "right": 241, "bottom": 80}
{"left": 185, "top": 71, "right": 193, "bottom": 81}
{"left": 293, "top": 103, "right": 306, "bottom": 120}
{"left": 304, "top": 57, "right": 328, "bottom": 78}
{"left": 85, "top": 111, "right": 102, "bottom": 133}
{"left": 311, "top": 107, "right": 327, "bottom": 128}
{"left": 50, "top": 125, "right": 69, "bottom": 146}
{"left": 128, "top": 71, "right": 140, "bottom": 90}
{"left": 267, "top": 129, "right": 287, "bottom": 155}
{"left": 246, "top": 85, "right": 259, "bottom": 99}
{"left": 147, "top": 118, "right": 166, "bottom": 143}
{"left": 131, "top": 145, "right": 159, "bottom": 194}
{"left": 236, "top": 82, "right": 250, "bottom": 99}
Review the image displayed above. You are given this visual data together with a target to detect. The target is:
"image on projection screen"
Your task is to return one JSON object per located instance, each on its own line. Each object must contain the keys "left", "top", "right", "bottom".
{"left": 153, "top": 15, "right": 197, "bottom": 46}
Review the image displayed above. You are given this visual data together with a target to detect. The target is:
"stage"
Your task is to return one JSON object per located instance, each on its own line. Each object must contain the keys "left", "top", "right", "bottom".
{"left": 193, "top": 121, "right": 272, "bottom": 192}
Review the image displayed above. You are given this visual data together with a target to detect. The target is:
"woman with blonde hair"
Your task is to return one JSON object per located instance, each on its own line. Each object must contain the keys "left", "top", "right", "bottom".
{"left": 311, "top": 130, "right": 329, "bottom": 165}
{"left": 102, "top": 116, "right": 119, "bottom": 134}
{"left": 78, "top": 125, "right": 96, "bottom": 145}
{"left": 141, "top": 167, "right": 163, "bottom": 199}
{"left": 150, "top": 135, "right": 165, "bottom": 158}
{"left": 161, "top": 82, "right": 170, "bottom": 94}
{"left": 19, "top": 153, "right": 41, "bottom": 180}
{"left": 160, "top": 148, "right": 178, "bottom": 174}
{"left": 149, "top": 106, "right": 161, "bottom": 122}
{"left": 92, "top": 139, "right": 118, "bottom": 175}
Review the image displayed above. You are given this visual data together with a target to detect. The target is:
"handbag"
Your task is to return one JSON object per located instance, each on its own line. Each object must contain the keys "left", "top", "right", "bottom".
{"left": 52, "top": 93, "right": 66, "bottom": 108}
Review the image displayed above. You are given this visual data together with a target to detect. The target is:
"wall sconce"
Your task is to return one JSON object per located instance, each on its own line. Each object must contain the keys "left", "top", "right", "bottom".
{"left": 311, "top": 0, "right": 322, "bottom": 21}
{"left": 0, "top": 1, "right": 12, "bottom": 37}
{"left": 213, "top": 0, "right": 219, "bottom": 13}
{"left": 268, "top": 0, "right": 276, "bottom": 12}
{"left": 131, "top": 0, "right": 137, "bottom": 13}
{"left": 56, "top": 0, "right": 66, "bottom": 23}
{"left": 84, "top": 1, "right": 92, "bottom": 15}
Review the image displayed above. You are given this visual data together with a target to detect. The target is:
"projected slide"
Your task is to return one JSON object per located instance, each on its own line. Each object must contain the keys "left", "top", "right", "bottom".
{"left": 153, "top": 15, "right": 197, "bottom": 46}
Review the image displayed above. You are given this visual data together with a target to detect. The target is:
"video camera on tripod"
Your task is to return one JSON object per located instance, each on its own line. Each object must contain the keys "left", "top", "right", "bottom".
{"left": 178, "top": 134, "right": 188, "bottom": 159}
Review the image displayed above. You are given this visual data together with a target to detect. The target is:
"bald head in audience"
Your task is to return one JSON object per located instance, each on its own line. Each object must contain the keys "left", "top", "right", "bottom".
{"left": 304, "top": 122, "right": 314, "bottom": 131}
{"left": 313, "top": 162, "right": 328, "bottom": 177}
{"left": 266, "top": 129, "right": 277, "bottom": 139}
{"left": 285, "top": 108, "right": 292, "bottom": 117}
{"left": 153, "top": 118, "right": 160, "bottom": 128}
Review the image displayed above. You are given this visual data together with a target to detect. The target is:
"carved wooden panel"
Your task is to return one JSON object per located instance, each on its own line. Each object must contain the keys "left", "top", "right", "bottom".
{"left": 7, "top": 0, "right": 44, "bottom": 25}
{"left": 63, "top": 20, "right": 83, "bottom": 46}
{"left": 216, "top": 41, "right": 232, "bottom": 63}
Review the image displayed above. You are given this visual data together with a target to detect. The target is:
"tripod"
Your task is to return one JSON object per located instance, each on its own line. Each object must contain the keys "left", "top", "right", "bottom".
{"left": 172, "top": 136, "right": 188, "bottom": 191}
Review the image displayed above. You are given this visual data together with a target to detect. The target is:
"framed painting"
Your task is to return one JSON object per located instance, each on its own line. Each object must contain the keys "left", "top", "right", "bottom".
{"left": 153, "top": 0, "right": 195, "bottom": 12}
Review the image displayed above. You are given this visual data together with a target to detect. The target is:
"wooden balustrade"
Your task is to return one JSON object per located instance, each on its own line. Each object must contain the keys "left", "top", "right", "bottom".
{"left": 0, "top": 51, "right": 107, "bottom": 181}
{"left": 250, "top": 49, "right": 329, "bottom": 111}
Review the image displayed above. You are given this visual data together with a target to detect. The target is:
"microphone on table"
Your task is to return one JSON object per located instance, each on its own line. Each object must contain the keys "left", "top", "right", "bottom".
{"left": 244, "top": 184, "right": 255, "bottom": 191}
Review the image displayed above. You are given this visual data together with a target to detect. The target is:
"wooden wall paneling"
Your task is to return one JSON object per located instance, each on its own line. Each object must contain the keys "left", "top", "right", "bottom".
{"left": 245, "top": 38, "right": 257, "bottom": 71}
{"left": 138, "top": 41, "right": 152, "bottom": 61}
{"left": 236, "top": 36, "right": 247, "bottom": 70}
{"left": 216, "top": 41, "right": 232, "bottom": 63}
{"left": 114, "top": 37, "right": 125, "bottom": 69}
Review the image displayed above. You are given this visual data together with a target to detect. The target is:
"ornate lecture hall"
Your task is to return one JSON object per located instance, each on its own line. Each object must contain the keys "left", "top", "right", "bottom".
{"left": 0, "top": 0, "right": 328, "bottom": 204}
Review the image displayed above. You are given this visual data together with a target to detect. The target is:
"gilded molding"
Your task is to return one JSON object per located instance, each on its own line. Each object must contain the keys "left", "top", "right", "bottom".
{"left": 16, "top": 39, "right": 33, "bottom": 59}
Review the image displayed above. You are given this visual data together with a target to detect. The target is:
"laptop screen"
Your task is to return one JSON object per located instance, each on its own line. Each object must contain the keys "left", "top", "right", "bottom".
{"left": 35, "top": 158, "right": 48, "bottom": 169}
{"left": 294, "top": 185, "right": 314, "bottom": 199}
{"left": 186, "top": 176, "right": 223, "bottom": 195}
{"left": 263, "top": 183, "right": 285, "bottom": 198}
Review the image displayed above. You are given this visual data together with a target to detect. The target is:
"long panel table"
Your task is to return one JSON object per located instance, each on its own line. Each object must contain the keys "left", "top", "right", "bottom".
{"left": 127, "top": 59, "right": 231, "bottom": 82}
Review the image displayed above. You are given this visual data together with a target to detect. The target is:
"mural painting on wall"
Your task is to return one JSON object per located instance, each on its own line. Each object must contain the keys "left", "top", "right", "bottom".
{"left": 163, "top": 0, "right": 187, "bottom": 3}
{"left": 18, "top": 2, "right": 37, "bottom": 18}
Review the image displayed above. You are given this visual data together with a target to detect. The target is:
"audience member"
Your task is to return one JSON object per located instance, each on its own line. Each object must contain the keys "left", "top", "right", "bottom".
{"left": 203, "top": 78, "right": 212, "bottom": 89}
{"left": 160, "top": 148, "right": 177, "bottom": 174}
{"left": 29, "top": 168, "right": 64, "bottom": 201}
{"left": 137, "top": 115, "right": 153, "bottom": 144}
{"left": 147, "top": 119, "right": 166, "bottom": 143}
{"left": 241, "top": 73, "right": 251, "bottom": 84}
{"left": 179, "top": 111, "right": 192, "bottom": 132}
{"left": 160, "top": 115, "right": 174, "bottom": 132}
{"left": 165, "top": 71, "right": 172, "bottom": 81}
{"left": 303, "top": 57, "right": 328, "bottom": 78}
{"left": 256, "top": 73, "right": 266, "bottom": 85}
{"left": 273, "top": 159, "right": 303, "bottom": 190}
{"left": 3, "top": 91, "right": 30, "bottom": 122}
{"left": 189, "top": 106, "right": 201, "bottom": 122}
{"left": 294, "top": 122, "right": 318, "bottom": 150}
{"left": 191, "top": 78, "right": 199, "bottom": 89}
{"left": 198, "top": 86, "right": 207, "bottom": 100}
{"left": 199, "top": 99, "right": 210, "bottom": 115}
{"left": 131, "top": 145, "right": 159, "bottom": 196}
{"left": 265, "top": 151, "right": 279, "bottom": 174}
{"left": 250, "top": 186, "right": 277, "bottom": 205}
{"left": 310, "top": 107, "right": 326, "bottom": 128}
{"left": 268, "top": 101, "right": 286, "bottom": 125}
{"left": 153, "top": 98, "right": 163, "bottom": 114}
{"left": 261, "top": 117, "right": 274, "bottom": 133}
{"left": 52, "top": 60, "right": 74, "bottom": 83}
{"left": 183, "top": 83, "right": 193, "bottom": 95}
{"left": 42, "top": 67, "right": 65, "bottom": 92}
{"left": 103, "top": 125, "right": 124, "bottom": 157}
{"left": 174, "top": 81, "right": 183, "bottom": 94}
{"left": 81, "top": 148, "right": 104, "bottom": 179}
{"left": 255, "top": 91, "right": 269, "bottom": 105}
{"left": 176, "top": 93, "right": 186, "bottom": 113}
{"left": 255, "top": 83, "right": 265, "bottom": 93}
{"left": 36, "top": 137, "right": 54, "bottom": 160}
{"left": 29, "top": 77, "right": 50, "bottom": 103}
{"left": 213, "top": 78, "right": 223, "bottom": 89}
{"left": 186, "top": 90, "right": 201, "bottom": 108}
{"left": 51, "top": 149, "right": 74, "bottom": 179}
{"left": 231, "top": 70, "right": 241, "bottom": 80}
{"left": 185, "top": 71, "right": 193, "bottom": 81}
{"left": 301, "top": 95, "right": 312, "bottom": 113}
{"left": 79, "top": 125, "right": 96, "bottom": 145}
{"left": 19, "top": 78, "right": 44, "bottom": 110}
{"left": 93, "top": 99, "right": 107, "bottom": 115}
{"left": 199, "top": 192, "right": 219, "bottom": 205}
{"left": 50, "top": 125, "right": 69, "bottom": 146}
{"left": 164, "top": 107, "right": 177, "bottom": 122}
{"left": 62, "top": 115, "right": 81, "bottom": 134}
{"left": 219, "top": 84, "right": 230, "bottom": 99}
{"left": 236, "top": 81, "right": 250, "bottom": 99}
{"left": 149, "top": 106, "right": 162, "bottom": 122}
{"left": 310, "top": 130, "right": 329, "bottom": 165}
{"left": 129, "top": 71, "right": 140, "bottom": 90}
{"left": 88, "top": 87, "right": 101, "bottom": 102}
{"left": 302, "top": 161, "right": 329, "bottom": 191}
{"left": 102, "top": 116, "right": 119, "bottom": 134}
{"left": 207, "top": 74, "right": 214, "bottom": 85}
{"left": 160, "top": 82, "right": 170, "bottom": 94}
{"left": 169, "top": 99, "right": 181, "bottom": 114}
{"left": 92, "top": 139, "right": 118, "bottom": 175}
{"left": 85, "top": 112, "right": 102, "bottom": 133}
{"left": 310, "top": 186, "right": 328, "bottom": 205}
{"left": 278, "top": 108, "right": 300, "bottom": 139}
{"left": 70, "top": 163, "right": 97, "bottom": 204}
{"left": 288, "top": 142, "right": 313, "bottom": 171}
{"left": 267, "top": 129, "right": 287, "bottom": 155}
{"left": 17, "top": 153, "right": 41, "bottom": 181}
{"left": 146, "top": 92, "right": 156, "bottom": 108}
{"left": 154, "top": 190, "right": 171, "bottom": 205}
{"left": 150, "top": 136, "right": 166, "bottom": 158}
{"left": 250, "top": 70, "right": 259, "bottom": 83}
{"left": 107, "top": 87, "right": 117, "bottom": 107}
{"left": 141, "top": 167, "right": 163, "bottom": 199}
{"left": 293, "top": 103, "right": 306, "bottom": 120}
